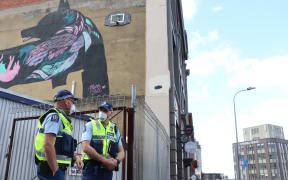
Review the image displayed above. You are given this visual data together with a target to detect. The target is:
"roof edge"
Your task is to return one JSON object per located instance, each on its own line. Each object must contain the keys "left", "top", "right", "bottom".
{"left": 0, "top": 88, "right": 50, "bottom": 105}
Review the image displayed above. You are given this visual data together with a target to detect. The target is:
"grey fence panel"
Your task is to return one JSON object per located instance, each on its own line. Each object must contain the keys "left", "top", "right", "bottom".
{"left": 8, "top": 105, "right": 48, "bottom": 180}
{"left": 134, "top": 97, "right": 170, "bottom": 180}
{"left": 0, "top": 99, "right": 48, "bottom": 180}
{"left": 143, "top": 121, "right": 157, "bottom": 180}
{"left": 8, "top": 119, "right": 39, "bottom": 180}
{"left": 0, "top": 99, "right": 21, "bottom": 180}
{"left": 158, "top": 128, "right": 170, "bottom": 180}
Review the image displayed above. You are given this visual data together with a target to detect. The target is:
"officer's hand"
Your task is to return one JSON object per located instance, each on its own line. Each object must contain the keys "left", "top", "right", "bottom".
{"left": 75, "top": 157, "right": 84, "bottom": 170}
{"left": 103, "top": 158, "right": 117, "bottom": 171}
{"left": 112, "top": 158, "right": 118, "bottom": 166}
{"left": 52, "top": 167, "right": 59, "bottom": 176}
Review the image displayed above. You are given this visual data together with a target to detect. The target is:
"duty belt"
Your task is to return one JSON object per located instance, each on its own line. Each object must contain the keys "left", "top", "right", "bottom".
{"left": 84, "top": 160, "right": 101, "bottom": 166}
{"left": 36, "top": 151, "right": 72, "bottom": 162}
{"left": 38, "top": 161, "right": 69, "bottom": 171}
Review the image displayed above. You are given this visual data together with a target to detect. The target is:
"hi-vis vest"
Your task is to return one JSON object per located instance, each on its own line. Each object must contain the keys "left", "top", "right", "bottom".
{"left": 34, "top": 108, "right": 73, "bottom": 165}
{"left": 82, "top": 118, "right": 118, "bottom": 160}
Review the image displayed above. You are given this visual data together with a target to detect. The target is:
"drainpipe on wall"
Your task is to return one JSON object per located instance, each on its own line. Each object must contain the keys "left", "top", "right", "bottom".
{"left": 167, "top": 0, "right": 178, "bottom": 178}
{"left": 170, "top": 88, "right": 178, "bottom": 180}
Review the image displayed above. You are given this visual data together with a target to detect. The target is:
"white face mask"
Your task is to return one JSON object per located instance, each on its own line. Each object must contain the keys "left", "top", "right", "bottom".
{"left": 69, "top": 104, "right": 76, "bottom": 115}
{"left": 98, "top": 111, "right": 107, "bottom": 121}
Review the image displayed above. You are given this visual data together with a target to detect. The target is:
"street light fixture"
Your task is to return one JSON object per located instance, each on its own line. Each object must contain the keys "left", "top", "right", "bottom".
{"left": 233, "top": 87, "right": 256, "bottom": 180}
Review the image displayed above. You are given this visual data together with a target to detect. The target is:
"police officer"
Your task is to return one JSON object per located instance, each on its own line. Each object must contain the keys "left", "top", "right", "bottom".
{"left": 81, "top": 101, "right": 125, "bottom": 180}
{"left": 34, "top": 90, "right": 84, "bottom": 180}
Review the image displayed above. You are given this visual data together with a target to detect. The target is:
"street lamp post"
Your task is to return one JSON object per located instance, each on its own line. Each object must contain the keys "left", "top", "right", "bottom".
{"left": 233, "top": 87, "right": 256, "bottom": 180}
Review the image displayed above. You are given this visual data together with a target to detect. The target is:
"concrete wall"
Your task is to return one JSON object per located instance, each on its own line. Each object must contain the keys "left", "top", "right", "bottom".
{"left": 145, "top": 1, "right": 171, "bottom": 179}
{"left": 145, "top": 0, "right": 170, "bottom": 134}
{"left": 0, "top": 0, "right": 146, "bottom": 100}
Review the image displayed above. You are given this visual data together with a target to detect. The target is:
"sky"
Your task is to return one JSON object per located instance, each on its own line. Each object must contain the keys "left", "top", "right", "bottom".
{"left": 182, "top": 0, "right": 288, "bottom": 178}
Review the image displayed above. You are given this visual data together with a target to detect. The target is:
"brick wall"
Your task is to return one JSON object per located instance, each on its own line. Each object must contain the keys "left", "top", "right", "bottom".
{"left": 0, "top": 0, "right": 50, "bottom": 10}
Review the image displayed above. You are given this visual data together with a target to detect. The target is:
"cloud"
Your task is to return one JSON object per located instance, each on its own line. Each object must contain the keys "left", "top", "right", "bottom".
{"left": 212, "top": 6, "right": 223, "bottom": 12}
{"left": 208, "top": 31, "right": 219, "bottom": 41}
{"left": 188, "top": 30, "right": 220, "bottom": 55}
{"left": 182, "top": 0, "right": 198, "bottom": 19}
{"left": 188, "top": 85, "right": 210, "bottom": 101}
{"left": 227, "top": 55, "right": 288, "bottom": 93}
{"left": 187, "top": 46, "right": 238, "bottom": 76}
{"left": 186, "top": 31, "right": 288, "bottom": 93}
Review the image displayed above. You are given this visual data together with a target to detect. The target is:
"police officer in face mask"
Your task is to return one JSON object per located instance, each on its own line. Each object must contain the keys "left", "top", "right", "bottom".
{"left": 34, "top": 90, "right": 84, "bottom": 180}
{"left": 81, "top": 101, "right": 125, "bottom": 180}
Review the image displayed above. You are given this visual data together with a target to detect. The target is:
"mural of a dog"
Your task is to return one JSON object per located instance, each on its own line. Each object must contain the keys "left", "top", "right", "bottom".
{"left": 0, "top": 0, "right": 109, "bottom": 97}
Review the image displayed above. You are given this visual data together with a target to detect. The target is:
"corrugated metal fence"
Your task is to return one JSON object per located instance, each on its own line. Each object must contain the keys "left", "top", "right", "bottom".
{"left": 133, "top": 97, "right": 170, "bottom": 180}
{"left": 0, "top": 94, "right": 170, "bottom": 180}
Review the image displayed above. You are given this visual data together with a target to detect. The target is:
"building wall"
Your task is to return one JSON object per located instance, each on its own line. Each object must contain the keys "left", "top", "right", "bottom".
{"left": 0, "top": 0, "right": 49, "bottom": 10}
{"left": 145, "top": 1, "right": 171, "bottom": 179}
{"left": 167, "top": 0, "right": 189, "bottom": 179}
{"left": 233, "top": 138, "right": 288, "bottom": 180}
{"left": 201, "top": 173, "right": 225, "bottom": 180}
{"left": 145, "top": 0, "right": 170, "bottom": 133}
{"left": 195, "top": 141, "right": 202, "bottom": 177}
{"left": 243, "top": 124, "right": 285, "bottom": 141}
{"left": 0, "top": 0, "right": 146, "bottom": 100}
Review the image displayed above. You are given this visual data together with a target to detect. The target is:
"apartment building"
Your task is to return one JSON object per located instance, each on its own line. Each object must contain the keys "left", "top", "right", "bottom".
{"left": 233, "top": 124, "right": 288, "bottom": 180}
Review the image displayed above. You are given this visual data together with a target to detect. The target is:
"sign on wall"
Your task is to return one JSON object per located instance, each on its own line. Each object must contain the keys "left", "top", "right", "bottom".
{"left": 184, "top": 141, "right": 197, "bottom": 153}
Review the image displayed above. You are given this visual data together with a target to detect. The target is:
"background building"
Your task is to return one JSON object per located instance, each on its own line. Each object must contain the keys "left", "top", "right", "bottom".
{"left": 201, "top": 173, "right": 227, "bottom": 180}
{"left": 233, "top": 124, "right": 288, "bottom": 180}
{"left": 243, "top": 124, "right": 285, "bottom": 141}
{"left": 195, "top": 141, "right": 202, "bottom": 178}
{"left": 0, "top": 0, "right": 190, "bottom": 179}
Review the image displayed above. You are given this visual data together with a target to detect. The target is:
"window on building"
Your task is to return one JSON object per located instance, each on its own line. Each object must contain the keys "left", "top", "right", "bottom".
{"left": 270, "top": 162, "right": 278, "bottom": 169}
{"left": 248, "top": 154, "right": 255, "bottom": 161}
{"left": 240, "top": 146, "right": 245, "bottom": 152}
{"left": 248, "top": 164, "right": 256, "bottom": 170}
{"left": 268, "top": 142, "right": 276, "bottom": 153}
{"left": 249, "top": 174, "right": 257, "bottom": 180}
{"left": 257, "top": 143, "right": 265, "bottom": 153}
{"left": 258, "top": 153, "right": 266, "bottom": 163}
{"left": 257, "top": 143, "right": 263, "bottom": 150}
{"left": 252, "top": 128, "right": 259, "bottom": 135}
{"left": 259, "top": 163, "right": 267, "bottom": 170}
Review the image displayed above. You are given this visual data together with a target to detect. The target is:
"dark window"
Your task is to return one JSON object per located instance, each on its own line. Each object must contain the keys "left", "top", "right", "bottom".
{"left": 252, "top": 128, "right": 259, "bottom": 135}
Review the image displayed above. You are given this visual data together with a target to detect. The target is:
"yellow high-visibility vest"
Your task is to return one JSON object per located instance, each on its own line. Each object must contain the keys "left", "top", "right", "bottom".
{"left": 34, "top": 108, "right": 73, "bottom": 165}
{"left": 82, "top": 118, "right": 118, "bottom": 160}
